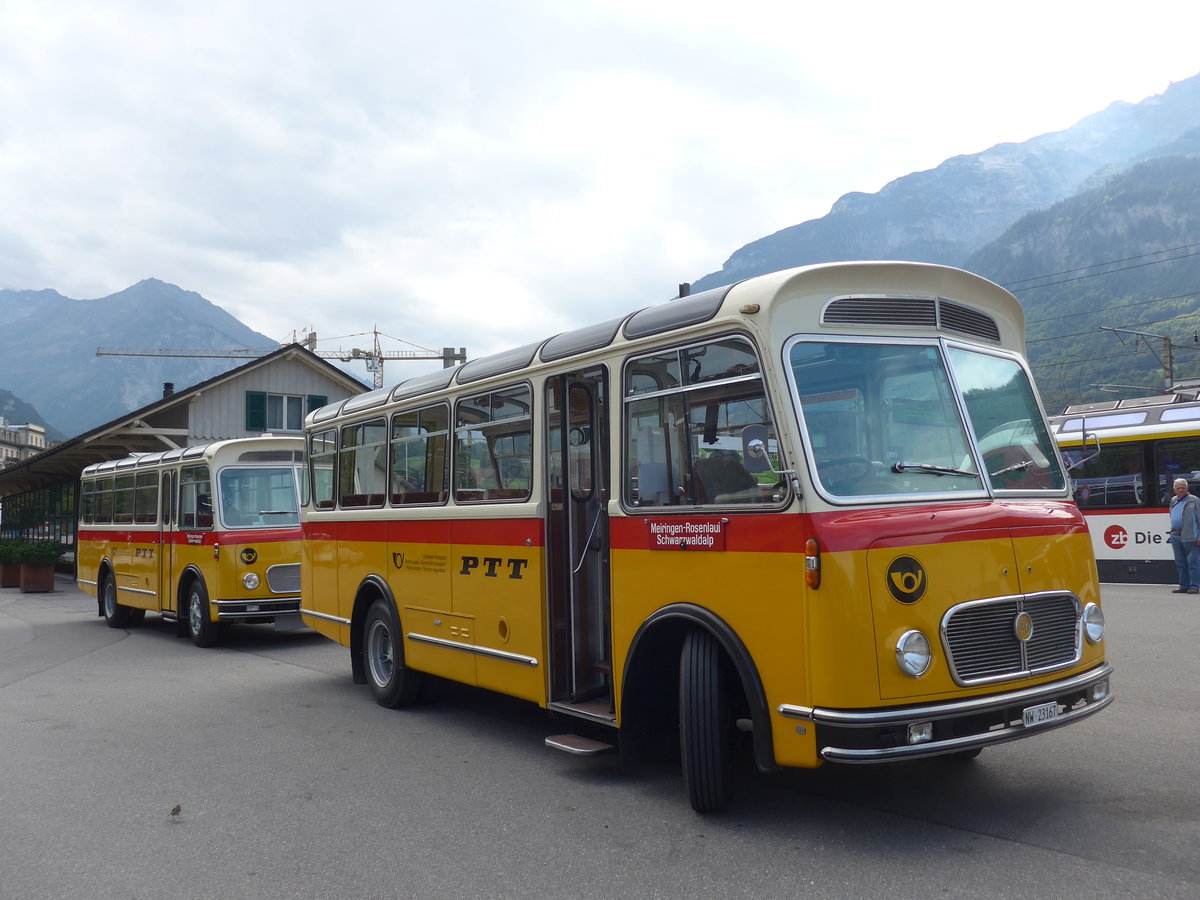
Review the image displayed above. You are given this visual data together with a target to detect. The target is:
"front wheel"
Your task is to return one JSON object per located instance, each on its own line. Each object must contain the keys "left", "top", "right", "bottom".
{"left": 363, "top": 599, "right": 423, "bottom": 708}
{"left": 680, "top": 629, "right": 735, "bottom": 813}
{"left": 186, "top": 579, "right": 221, "bottom": 648}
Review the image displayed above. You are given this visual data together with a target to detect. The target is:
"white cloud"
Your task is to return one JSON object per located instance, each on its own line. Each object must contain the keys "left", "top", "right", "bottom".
{"left": 1, "top": 0, "right": 1199, "bottom": 379}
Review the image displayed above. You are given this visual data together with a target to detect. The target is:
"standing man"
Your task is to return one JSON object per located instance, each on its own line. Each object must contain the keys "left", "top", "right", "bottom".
{"left": 1168, "top": 477, "right": 1200, "bottom": 593}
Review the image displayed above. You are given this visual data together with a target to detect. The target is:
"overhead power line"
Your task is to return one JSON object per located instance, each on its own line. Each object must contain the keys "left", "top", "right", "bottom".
{"left": 1003, "top": 241, "right": 1200, "bottom": 292}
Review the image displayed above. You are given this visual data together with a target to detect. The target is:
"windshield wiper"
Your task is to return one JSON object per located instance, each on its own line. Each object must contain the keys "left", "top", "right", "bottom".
{"left": 989, "top": 459, "right": 1035, "bottom": 479}
{"left": 891, "top": 461, "right": 980, "bottom": 478}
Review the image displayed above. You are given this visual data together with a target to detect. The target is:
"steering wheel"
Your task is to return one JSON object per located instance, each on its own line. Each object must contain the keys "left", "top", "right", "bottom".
{"left": 820, "top": 457, "right": 874, "bottom": 493}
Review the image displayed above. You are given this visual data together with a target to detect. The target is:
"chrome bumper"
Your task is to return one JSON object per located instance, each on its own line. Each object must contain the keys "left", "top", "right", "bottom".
{"left": 778, "top": 662, "right": 1113, "bottom": 764}
{"left": 214, "top": 596, "right": 301, "bottom": 621}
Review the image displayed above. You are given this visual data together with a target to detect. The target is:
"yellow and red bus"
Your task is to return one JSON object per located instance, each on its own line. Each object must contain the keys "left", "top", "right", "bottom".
{"left": 77, "top": 436, "right": 305, "bottom": 647}
{"left": 300, "top": 261, "right": 1112, "bottom": 812}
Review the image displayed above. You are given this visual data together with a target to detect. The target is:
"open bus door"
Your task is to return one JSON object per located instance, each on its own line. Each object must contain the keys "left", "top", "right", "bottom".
{"left": 159, "top": 469, "right": 179, "bottom": 623}
{"left": 544, "top": 370, "right": 613, "bottom": 729}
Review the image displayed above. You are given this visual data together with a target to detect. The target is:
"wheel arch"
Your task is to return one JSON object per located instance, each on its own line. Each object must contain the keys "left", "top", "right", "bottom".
{"left": 349, "top": 574, "right": 395, "bottom": 685}
{"left": 619, "top": 603, "right": 777, "bottom": 774}
{"left": 96, "top": 558, "right": 116, "bottom": 617}
{"left": 176, "top": 565, "right": 208, "bottom": 636}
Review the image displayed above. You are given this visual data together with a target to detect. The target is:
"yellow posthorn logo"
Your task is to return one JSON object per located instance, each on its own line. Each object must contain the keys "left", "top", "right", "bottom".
{"left": 886, "top": 556, "right": 927, "bottom": 603}
{"left": 240, "top": 548, "right": 257, "bottom": 564}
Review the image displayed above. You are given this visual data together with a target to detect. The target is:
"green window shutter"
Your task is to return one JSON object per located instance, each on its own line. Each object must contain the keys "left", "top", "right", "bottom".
{"left": 307, "top": 395, "right": 328, "bottom": 413}
{"left": 246, "top": 391, "right": 267, "bottom": 432}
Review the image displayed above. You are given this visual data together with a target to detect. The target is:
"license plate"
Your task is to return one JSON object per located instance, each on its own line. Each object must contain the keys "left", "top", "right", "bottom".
{"left": 1022, "top": 700, "right": 1059, "bottom": 727}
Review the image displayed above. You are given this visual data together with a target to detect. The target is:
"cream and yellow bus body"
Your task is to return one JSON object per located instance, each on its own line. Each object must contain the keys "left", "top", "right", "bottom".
{"left": 301, "top": 261, "right": 1111, "bottom": 810}
{"left": 77, "top": 437, "right": 305, "bottom": 647}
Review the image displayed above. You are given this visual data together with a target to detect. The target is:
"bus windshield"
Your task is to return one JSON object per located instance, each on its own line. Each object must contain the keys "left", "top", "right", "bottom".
{"left": 218, "top": 467, "right": 301, "bottom": 528}
{"left": 789, "top": 340, "right": 1064, "bottom": 499}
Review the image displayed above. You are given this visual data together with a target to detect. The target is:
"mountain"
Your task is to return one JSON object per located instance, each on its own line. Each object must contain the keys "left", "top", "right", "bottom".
{"left": 0, "top": 279, "right": 278, "bottom": 436}
{"left": 691, "top": 75, "right": 1200, "bottom": 293}
{"left": 0, "top": 388, "right": 60, "bottom": 441}
{"left": 964, "top": 154, "right": 1200, "bottom": 413}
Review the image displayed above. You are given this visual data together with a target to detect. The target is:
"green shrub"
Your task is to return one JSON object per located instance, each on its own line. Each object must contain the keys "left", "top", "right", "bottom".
{"left": 0, "top": 538, "right": 22, "bottom": 566}
{"left": 14, "top": 540, "right": 66, "bottom": 566}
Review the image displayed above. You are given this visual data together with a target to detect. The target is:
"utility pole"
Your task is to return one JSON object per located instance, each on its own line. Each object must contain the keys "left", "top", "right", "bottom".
{"left": 1100, "top": 326, "right": 1196, "bottom": 391}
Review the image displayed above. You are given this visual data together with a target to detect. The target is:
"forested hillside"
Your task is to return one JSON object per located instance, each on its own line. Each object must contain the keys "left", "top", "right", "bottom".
{"left": 966, "top": 155, "right": 1200, "bottom": 413}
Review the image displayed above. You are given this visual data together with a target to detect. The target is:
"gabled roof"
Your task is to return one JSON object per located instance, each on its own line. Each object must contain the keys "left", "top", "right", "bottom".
{"left": 0, "top": 344, "right": 364, "bottom": 496}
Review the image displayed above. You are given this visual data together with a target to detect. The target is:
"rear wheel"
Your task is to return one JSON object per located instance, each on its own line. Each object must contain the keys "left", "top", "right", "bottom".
{"left": 680, "top": 629, "right": 735, "bottom": 813}
{"left": 186, "top": 579, "right": 221, "bottom": 648}
{"left": 101, "top": 576, "right": 134, "bottom": 628}
{"left": 363, "top": 599, "right": 423, "bottom": 708}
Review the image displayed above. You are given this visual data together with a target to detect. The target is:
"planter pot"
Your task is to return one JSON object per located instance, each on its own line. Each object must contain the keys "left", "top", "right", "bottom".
{"left": 0, "top": 562, "right": 20, "bottom": 588}
{"left": 19, "top": 564, "right": 56, "bottom": 593}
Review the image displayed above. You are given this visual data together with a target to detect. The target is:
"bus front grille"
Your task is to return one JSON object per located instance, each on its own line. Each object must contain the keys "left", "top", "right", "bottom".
{"left": 941, "top": 592, "right": 1081, "bottom": 686}
{"left": 266, "top": 563, "right": 301, "bottom": 594}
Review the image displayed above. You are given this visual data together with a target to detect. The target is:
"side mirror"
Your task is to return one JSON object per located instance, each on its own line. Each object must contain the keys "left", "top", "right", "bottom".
{"left": 741, "top": 424, "right": 774, "bottom": 474}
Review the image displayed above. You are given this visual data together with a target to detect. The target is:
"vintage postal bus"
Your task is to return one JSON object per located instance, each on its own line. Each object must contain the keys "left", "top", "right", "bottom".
{"left": 1053, "top": 392, "right": 1200, "bottom": 583}
{"left": 300, "top": 262, "right": 1112, "bottom": 812}
{"left": 77, "top": 436, "right": 305, "bottom": 647}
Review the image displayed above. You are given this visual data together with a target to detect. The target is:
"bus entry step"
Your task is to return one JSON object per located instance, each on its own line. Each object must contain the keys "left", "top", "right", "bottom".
{"left": 545, "top": 734, "right": 614, "bottom": 756}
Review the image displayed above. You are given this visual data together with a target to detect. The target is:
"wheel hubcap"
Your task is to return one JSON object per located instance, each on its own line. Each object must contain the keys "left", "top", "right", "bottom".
{"left": 189, "top": 592, "right": 203, "bottom": 634}
{"left": 367, "top": 620, "right": 394, "bottom": 685}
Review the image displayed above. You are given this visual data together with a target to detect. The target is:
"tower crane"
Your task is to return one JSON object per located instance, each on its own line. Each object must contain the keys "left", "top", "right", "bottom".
{"left": 97, "top": 329, "right": 467, "bottom": 389}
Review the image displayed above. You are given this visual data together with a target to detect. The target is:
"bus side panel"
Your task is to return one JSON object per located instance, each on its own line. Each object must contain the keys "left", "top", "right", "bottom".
{"left": 125, "top": 529, "right": 162, "bottom": 611}
{"left": 109, "top": 529, "right": 156, "bottom": 612}
{"left": 75, "top": 530, "right": 103, "bottom": 598}
{"left": 301, "top": 520, "right": 346, "bottom": 644}
{"left": 608, "top": 514, "right": 820, "bottom": 768}
{"left": 334, "top": 521, "right": 387, "bottom": 623}
{"left": 451, "top": 516, "right": 546, "bottom": 705}
{"left": 168, "top": 533, "right": 219, "bottom": 615}
{"left": 383, "top": 518, "right": 477, "bottom": 686}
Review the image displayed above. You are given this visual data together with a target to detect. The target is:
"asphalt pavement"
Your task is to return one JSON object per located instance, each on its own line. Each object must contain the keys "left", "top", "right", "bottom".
{"left": 0, "top": 576, "right": 1196, "bottom": 899}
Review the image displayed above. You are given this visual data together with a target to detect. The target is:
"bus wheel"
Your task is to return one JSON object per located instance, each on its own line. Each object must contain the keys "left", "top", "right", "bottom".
{"left": 186, "top": 579, "right": 221, "bottom": 648}
{"left": 364, "top": 599, "right": 423, "bottom": 708}
{"left": 101, "top": 576, "right": 133, "bottom": 628}
{"left": 680, "top": 628, "right": 735, "bottom": 813}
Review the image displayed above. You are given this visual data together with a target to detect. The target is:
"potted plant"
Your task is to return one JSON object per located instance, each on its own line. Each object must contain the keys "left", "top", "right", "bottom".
{"left": 16, "top": 539, "right": 65, "bottom": 593}
{"left": 0, "top": 538, "right": 20, "bottom": 588}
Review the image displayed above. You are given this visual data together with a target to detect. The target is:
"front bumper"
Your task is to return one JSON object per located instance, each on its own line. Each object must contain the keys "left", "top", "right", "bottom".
{"left": 778, "top": 662, "right": 1113, "bottom": 763}
{"left": 214, "top": 596, "right": 301, "bottom": 621}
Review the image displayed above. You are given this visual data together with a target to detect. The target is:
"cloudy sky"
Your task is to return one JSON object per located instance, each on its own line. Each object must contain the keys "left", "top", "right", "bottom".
{"left": 2, "top": 1, "right": 1199, "bottom": 382}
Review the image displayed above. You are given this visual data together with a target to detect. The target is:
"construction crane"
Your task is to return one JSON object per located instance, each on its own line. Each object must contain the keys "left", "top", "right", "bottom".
{"left": 97, "top": 329, "right": 467, "bottom": 389}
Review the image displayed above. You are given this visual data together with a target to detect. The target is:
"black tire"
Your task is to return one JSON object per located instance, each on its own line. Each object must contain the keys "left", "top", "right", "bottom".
{"left": 101, "top": 575, "right": 134, "bottom": 628}
{"left": 186, "top": 579, "right": 221, "bottom": 648}
{"left": 680, "top": 628, "right": 735, "bottom": 813}
{"left": 363, "top": 599, "right": 423, "bottom": 708}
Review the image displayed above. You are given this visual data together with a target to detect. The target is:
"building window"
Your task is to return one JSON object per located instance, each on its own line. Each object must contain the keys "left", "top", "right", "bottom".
{"left": 245, "top": 392, "right": 327, "bottom": 433}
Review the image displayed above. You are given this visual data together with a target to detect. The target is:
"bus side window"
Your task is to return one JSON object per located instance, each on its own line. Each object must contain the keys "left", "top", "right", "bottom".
{"left": 309, "top": 429, "right": 337, "bottom": 510}
{"left": 624, "top": 336, "right": 783, "bottom": 508}
{"left": 1155, "top": 437, "right": 1200, "bottom": 504}
{"left": 179, "top": 466, "right": 212, "bottom": 529}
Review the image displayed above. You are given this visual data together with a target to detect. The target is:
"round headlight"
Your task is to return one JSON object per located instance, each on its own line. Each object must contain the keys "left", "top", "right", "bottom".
{"left": 1082, "top": 602, "right": 1105, "bottom": 644}
{"left": 242, "top": 572, "right": 261, "bottom": 590}
{"left": 896, "top": 630, "right": 932, "bottom": 677}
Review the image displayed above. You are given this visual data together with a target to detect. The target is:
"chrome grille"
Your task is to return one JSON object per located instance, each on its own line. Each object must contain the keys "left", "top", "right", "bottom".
{"left": 266, "top": 563, "right": 301, "bottom": 594}
{"left": 942, "top": 592, "right": 1081, "bottom": 686}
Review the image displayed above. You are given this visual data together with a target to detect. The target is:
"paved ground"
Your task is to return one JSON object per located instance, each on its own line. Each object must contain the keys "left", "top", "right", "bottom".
{"left": 0, "top": 578, "right": 1196, "bottom": 899}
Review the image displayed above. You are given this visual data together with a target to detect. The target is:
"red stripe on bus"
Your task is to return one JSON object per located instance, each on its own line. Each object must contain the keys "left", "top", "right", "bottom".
{"left": 609, "top": 501, "right": 1086, "bottom": 554}
{"left": 78, "top": 529, "right": 299, "bottom": 545}
{"left": 302, "top": 518, "right": 545, "bottom": 548}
